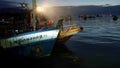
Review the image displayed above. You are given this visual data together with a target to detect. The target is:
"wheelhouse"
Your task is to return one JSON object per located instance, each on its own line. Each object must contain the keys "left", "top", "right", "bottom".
{"left": 0, "top": 3, "right": 31, "bottom": 38}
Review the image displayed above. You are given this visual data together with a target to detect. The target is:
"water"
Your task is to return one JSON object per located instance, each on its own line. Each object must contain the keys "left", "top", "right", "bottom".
{"left": 65, "top": 16, "right": 120, "bottom": 68}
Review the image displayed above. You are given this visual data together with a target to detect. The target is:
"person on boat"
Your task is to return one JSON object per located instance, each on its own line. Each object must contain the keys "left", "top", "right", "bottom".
{"left": 68, "top": 16, "right": 72, "bottom": 25}
{"left": 64, "top": 16, "right": 72, "bottom": 25}
{"left": 35, "top": 13, "right": 54, "bottom": 29}
{"left": 57, "top": 19, "right": 64, "bottom": 31}
{"left": 46, "top": 19, "right": 54, "bottom": 27}
{"left": 36, "top": 14, "right": 48, "bottom": 29}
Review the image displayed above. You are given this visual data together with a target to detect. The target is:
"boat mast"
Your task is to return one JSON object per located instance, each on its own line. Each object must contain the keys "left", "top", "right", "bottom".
{"left": 32, "top": 0, "right": 37, "bottom": 30}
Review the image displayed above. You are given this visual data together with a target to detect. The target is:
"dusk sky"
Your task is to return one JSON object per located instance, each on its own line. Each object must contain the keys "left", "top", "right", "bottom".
{"left": 4, "top": 0, "right": 120, "bottom": 7}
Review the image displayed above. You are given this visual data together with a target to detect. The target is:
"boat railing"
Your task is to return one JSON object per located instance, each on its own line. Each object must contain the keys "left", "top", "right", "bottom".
{"left": 62, "top": 24, "right": 78, "bottom": 32}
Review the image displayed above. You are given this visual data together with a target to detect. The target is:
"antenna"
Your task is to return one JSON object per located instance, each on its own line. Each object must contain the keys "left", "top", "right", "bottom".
{"left": 105, "top": 4, "right": 111, "bottom": 15}
{"left": 32, "top": 0, "right": 37, "bottom": 31}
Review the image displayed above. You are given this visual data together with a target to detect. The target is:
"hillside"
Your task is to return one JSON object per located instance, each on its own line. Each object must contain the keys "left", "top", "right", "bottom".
{"left": 44, "top": 5, "right": 120, "bottom": 16}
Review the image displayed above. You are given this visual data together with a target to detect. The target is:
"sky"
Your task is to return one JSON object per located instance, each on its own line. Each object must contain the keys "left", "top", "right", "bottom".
{"left": 4, "top": 0, "right": 120, "bottom": 7}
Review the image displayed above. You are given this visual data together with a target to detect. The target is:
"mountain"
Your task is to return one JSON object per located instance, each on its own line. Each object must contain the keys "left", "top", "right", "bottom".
{"left": 44, "top": 5, "right": 120, "bottom": 16}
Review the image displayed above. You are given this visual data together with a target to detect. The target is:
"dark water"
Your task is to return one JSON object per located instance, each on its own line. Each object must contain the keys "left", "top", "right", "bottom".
{"left": 65, "top": 16, "right": 120, "bottom": 68}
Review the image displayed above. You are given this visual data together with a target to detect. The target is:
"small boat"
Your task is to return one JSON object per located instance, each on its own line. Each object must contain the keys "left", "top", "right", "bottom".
{"left": 56, "top": 24, "right": 83, "bottom": 44}
{"left": 54, "top": 16, "right": 83, "bottom": 44}
{"left": 0, "top": 0, "right": 60, "bottom": 59}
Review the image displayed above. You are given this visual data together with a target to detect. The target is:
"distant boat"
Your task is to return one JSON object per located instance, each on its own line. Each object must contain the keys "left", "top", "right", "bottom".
{"left": 78, "top": 15, "right": 87, "bottom": 20}
{"left": 0, "top": 0, "right": 60, "bottom": 59}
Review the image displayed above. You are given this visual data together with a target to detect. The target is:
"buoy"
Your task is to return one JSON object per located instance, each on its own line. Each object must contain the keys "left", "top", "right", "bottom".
{"left": 80, "top": 27, "right": 83, "bottom": 31}
{"left": 112, "top": 15, "right": 118, "bottom": 21}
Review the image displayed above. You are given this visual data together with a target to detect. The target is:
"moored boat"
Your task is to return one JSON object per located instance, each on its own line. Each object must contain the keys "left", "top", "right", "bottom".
{"left": 0, "top": 0, "right": 60, "bottom": 59}
{"left": 56, "top": 24, "right": 83, "bottom": 44}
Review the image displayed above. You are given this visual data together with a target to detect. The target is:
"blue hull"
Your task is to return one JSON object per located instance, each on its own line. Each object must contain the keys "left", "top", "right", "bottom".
{"left": 0, "top": 28, "right": 59, "bottom": 59}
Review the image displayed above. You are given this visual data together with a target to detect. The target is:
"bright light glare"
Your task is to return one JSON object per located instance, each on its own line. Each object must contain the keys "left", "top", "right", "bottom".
{"left": 36, "top": 6, "right": 44, "bottom": 12}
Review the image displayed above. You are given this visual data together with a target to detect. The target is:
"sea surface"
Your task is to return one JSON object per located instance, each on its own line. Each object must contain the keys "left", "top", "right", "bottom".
{"left": 64, "top": 15, "right": 120, "bottom": 68}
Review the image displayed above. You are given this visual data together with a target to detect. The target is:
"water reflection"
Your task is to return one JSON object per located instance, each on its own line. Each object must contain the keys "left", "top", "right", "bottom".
{"left": 0, "top": 44, "right": 81, "bottom": 68}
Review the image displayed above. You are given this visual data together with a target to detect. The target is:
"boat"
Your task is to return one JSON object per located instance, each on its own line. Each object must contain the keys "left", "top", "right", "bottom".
{"left": 56, "top": 24, "right": 83, "bottom": 44}
{"left": 56, "top": 16, "right": 83, "bottom": 44}
{"left": 0, "top": 0, "right": 60, "bottom": 59}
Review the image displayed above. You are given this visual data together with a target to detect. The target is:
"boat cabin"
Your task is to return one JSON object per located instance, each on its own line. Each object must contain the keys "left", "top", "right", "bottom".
{"left": 0, "top": 3, "right": 31, "bottom": 38}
